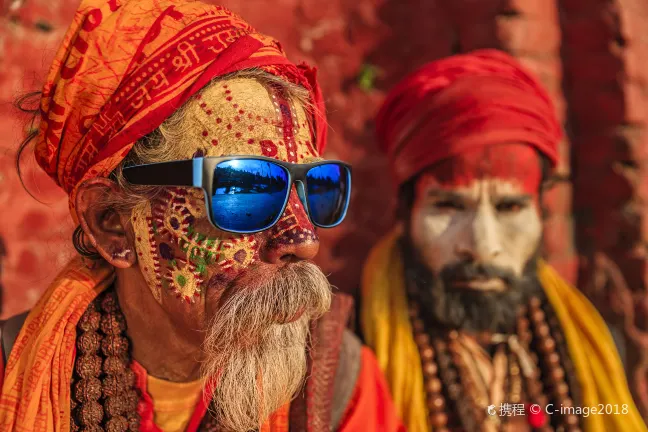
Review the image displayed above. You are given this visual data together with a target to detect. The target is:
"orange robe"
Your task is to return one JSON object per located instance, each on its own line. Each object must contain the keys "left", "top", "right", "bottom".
{"left": 0, "top": 258, "right": 404, "bottom": 432}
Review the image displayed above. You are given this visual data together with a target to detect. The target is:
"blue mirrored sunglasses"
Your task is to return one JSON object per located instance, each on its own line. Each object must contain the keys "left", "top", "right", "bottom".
{"left": 122, "top": 156, "right": 352, "bottom": 234}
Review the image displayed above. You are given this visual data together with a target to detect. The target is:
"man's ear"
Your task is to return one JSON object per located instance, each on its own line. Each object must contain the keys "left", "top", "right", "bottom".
{"left": 396, "top": 176, "right": 418, "bottom": 221}
{"left": 75, "top": 177, "right": 136, "bottom": 269}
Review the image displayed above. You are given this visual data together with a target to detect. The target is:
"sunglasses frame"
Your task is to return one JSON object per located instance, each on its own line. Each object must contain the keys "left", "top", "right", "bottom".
{"left": 122, "top": 155, "right": 352, "bottom": 234}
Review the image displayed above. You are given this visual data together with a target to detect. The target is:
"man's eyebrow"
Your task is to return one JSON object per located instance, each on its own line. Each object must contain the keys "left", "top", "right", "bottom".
{"left": 425, "top": 189, "right": 466, "bottom": 201}
{"left": 494, "top": 194, "right": 533, "bottom": 203}
{"left": 304, "top": 156, "right": 325, "bottom": 163}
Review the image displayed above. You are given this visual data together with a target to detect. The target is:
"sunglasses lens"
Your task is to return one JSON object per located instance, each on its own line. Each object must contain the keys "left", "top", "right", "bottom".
{"left": 306, "top": 163, "right": 350, "bottom": 227}
{"left": 211, "top": 160, "right": 289, "bottom": 232}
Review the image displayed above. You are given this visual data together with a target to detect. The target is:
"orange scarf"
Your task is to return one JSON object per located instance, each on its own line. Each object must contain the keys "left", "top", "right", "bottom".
{"left": 0, "top": 258, "right": 113, "bottom": 431}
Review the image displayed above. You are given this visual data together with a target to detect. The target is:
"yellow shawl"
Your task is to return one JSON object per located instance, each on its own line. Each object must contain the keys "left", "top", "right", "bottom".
{"left": 361, "top": 228, "right": 646, "bottom": 432}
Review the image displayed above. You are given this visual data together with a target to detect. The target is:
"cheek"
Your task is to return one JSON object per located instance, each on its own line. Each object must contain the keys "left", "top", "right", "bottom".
{"left": 410, "top": 207, "right": 454, "bottom": 272}
{"left": 132, "top": 188, "right": 262, "bottom": 304}
{"left": 498, "top": 208, "right": 542, "bottom": 273}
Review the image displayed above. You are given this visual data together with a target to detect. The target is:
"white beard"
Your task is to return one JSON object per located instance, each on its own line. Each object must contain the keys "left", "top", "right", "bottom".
{"left": 201, "top": 262, "right": 331, "bottom": 431}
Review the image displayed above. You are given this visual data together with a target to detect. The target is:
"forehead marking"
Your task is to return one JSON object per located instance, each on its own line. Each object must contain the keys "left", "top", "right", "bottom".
{"left": 189, "top": 78, "right": 318, "bottom": 160}
{"left": 270, "top": 85, "right": 299, "bottom": 163}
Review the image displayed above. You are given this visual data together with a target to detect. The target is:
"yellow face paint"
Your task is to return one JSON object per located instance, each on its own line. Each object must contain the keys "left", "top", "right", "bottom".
{"left": 131, "top": 77, "right": 318, "bottom": 303}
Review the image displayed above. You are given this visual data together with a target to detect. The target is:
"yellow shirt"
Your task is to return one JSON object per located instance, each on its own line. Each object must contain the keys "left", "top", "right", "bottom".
{"left": 147, "top": 374, "right": 204, "bottom": 432}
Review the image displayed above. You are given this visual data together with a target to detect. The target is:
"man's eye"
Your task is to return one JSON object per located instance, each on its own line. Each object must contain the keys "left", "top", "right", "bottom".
{"left": 496, "top": 201, "right": 524, "bottom": 213}
{"left": 434, "top": 201, "right": 464, "bottom": 211}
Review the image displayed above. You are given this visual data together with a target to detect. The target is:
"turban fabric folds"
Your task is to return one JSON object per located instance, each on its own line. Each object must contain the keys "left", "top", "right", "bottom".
{"left": 34, "top": 0, "right": 327, "bottom": 218}
{"left": 375, "top": 49, "right": 562, "bottom": 186}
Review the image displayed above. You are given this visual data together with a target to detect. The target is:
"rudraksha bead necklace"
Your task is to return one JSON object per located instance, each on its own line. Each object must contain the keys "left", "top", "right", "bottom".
{"left": 406, "top": 279, "right": 583, "bottom": 431}
{"left": 69, "top": 288, "right": 233, "bottom": 431}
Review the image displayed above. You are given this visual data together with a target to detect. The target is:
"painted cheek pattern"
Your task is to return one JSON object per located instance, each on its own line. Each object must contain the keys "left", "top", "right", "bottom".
{"left": 133, "top": 187, "right": 260, "bottom": 304}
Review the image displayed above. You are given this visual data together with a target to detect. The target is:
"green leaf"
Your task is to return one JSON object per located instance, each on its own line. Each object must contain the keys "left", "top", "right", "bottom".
{"left": 358, "top": 64, "right": 378, "bottom": 91}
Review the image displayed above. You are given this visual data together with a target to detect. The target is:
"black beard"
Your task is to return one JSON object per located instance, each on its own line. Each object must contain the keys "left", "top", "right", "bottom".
{"left": 401, "top": 237, "right": 542, "bottom": 334}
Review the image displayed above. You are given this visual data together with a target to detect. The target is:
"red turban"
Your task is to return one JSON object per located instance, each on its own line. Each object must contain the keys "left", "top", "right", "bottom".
{"left": 375, "top": 49, "right": 561, "bottom": 185}
{"left": 34, "top": 0, "right": 326, "bottom": 218}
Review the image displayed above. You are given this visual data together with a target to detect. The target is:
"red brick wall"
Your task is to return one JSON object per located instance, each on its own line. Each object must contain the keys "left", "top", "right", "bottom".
{"left": 0, "top": 0, "right": 77, "bottom": 317}
{"left": 1, "top": 0, "right": 648, "bottom": 415}
{"left": 561, "top": 0, "right": 648, "bottom": 414}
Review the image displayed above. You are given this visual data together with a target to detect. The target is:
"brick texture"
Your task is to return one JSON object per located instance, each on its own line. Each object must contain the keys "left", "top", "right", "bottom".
{"left": 1, "top": 0, "right": 648, "bottom": 418}
{"left": 561, "top": 0, "right": 648, "bottom": 416}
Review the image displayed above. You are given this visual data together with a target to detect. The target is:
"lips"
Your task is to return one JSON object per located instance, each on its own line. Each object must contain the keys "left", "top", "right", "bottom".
{"left": 453, "top": 277, "right": 506, "bottom": 292}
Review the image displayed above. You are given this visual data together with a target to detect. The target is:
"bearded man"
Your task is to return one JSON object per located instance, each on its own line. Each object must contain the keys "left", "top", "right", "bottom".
{"left": 360, "top": 50, "right": 646, "bottom": 432}
{"left": 0, "top": 1, "right": 403, "bottom": 431}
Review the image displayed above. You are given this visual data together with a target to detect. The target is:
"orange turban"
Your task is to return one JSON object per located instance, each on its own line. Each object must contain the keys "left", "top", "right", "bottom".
{"left": 375, "top": 49, "right": 562, "bottom": 185}
{"left": 34, "top": 0, "right": 326, "bottom": 218}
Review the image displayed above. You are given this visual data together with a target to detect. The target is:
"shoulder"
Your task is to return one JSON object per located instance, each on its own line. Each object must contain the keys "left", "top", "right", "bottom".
{"left": 289, "top": 293, "right": 404, "bottom": 431}
{"left": 0, "top": 311, "right": 30, "bottom": 386}
{"left": 0, "top": 311, "right": 29, "bottom": 363}
{"left": 336, "top": 346, "right": 405, "bottom": 432}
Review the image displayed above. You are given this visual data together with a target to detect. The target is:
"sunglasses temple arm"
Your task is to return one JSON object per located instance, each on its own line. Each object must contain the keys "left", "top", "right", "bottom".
{"left": 121, "top": 159, "right": 201, "bottom": 187}
{"left": 192, "top": 158, "right": 203, "bottom": 188}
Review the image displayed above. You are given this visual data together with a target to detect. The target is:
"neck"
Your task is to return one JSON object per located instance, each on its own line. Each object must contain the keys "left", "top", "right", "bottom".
{"left": 114, "top": 267, "right": 203, "bottom": 382}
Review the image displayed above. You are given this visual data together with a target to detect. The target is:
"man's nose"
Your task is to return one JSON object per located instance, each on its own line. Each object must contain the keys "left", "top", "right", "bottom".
{"left": 454, "top": 207, "right": 502, "bottom": 263}
{"left": 260, "top": 186, "right": 319, "bottom": 264}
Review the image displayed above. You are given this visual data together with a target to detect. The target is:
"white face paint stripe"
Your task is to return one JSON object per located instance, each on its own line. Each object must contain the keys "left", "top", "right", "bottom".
{"left": 410, "top": 177, "right": 542, "bottom": 278}
{"left": 472, "top": 202, "right": 503, "bottom": 262}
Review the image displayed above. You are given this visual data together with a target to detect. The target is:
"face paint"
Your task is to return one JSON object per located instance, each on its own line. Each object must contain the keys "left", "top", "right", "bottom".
{"left": 267, "top": 192, "right": 319, "bottom": 245}
{"left": 132, "top": 77, "right": 318, "bottom": 304}
{"left": 409, "top": 143, "right": 543, "bottom": 281}
{"left": 416, "top": 143, "right": 543, "bottom": 197}
{"left": 407, "top": 143, "right": 545, "bottom": 332}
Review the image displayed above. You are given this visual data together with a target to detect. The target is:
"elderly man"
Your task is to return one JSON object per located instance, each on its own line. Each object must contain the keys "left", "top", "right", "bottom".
{"left": 360, "top": 50, "right": 645, "bottom": 432}
{"left": 0, "top": 1, "right": 403, "bottom": 431}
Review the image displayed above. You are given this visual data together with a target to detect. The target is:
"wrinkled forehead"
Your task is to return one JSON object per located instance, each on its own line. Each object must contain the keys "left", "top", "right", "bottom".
{"left": 175, "top": 76, "right": 319, "bottom": 162}
{"left": 416, "top": 143, "right": 543, "bottom": 197}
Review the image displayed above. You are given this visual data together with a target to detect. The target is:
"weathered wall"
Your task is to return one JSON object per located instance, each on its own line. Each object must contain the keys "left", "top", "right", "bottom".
{"left": 0, "top": 0, "right": 77, "bottom": 318}
{"left": 1, "top": 0, "right": 648, "bottom": 415}
{"left": 560, "top": 0, "right": 648, "bottom": 415}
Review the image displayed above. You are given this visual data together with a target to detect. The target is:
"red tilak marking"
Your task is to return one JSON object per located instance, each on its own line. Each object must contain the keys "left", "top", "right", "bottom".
{"left": 424, "top": 143, "right": 543, "bottom": 197}
{"left": 269, "top": 86, "right": 298, "bottom": 163}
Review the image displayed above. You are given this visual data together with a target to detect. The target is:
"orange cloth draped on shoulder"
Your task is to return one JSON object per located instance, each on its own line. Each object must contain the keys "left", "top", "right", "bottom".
{"left": 0, "top": 258, "right": 114, "bottom": 431}
{"left": 337, "top": 348, "right": 408, "bottom": 432}
{"left": 0, "top": 255, "right": 403, "bottom": 432}
{"left": 0, "top": 258, "right": 292, "bottom": 432}
{"left": 33, "top": 0, "right": 327, "bottom": 222}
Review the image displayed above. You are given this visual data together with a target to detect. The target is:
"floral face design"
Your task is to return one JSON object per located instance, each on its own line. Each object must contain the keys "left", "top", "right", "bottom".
{"left": 131, "top": 77, "right": 320, "bottom": 304}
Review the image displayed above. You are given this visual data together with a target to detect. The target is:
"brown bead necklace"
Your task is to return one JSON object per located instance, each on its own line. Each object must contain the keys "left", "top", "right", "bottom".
{"left": 407, "top": 281, "right": 583, "bottom": 431}
{"left": 68, "top": 288, "right": 231, "bottom": 432}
